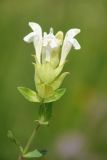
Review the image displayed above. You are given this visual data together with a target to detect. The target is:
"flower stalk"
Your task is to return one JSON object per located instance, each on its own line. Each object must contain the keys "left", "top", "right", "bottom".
{"left": 23, "top": 123, "right": 40, "bottom": 154}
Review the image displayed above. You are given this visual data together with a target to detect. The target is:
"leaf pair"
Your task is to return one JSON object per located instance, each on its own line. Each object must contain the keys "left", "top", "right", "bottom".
{"left": 7, "top": 131, "right": 44, "bottom": 158}
{"left": 17, "top": 87, "right": 66, "bottom": 103}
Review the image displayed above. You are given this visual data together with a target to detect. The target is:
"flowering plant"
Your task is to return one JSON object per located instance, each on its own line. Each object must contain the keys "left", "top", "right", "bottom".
{"left": 8, "top": 22, "right": 81, "bottom": 160}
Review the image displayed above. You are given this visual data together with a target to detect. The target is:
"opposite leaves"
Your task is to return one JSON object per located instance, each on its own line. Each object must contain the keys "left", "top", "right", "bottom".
{"left": 18, "top": 87, "right": 66, "bottom": 103}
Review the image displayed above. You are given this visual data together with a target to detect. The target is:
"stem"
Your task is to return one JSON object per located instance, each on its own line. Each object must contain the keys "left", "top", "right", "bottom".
{"left": 17, "top": 103, "right": 52, "bottom": 160}
{"left": 23, "top": 123, "right": 40, "bottom": 154}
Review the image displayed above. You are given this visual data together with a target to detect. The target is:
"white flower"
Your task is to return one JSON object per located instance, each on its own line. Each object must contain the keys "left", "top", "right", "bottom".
{"left": 59, "top": 29, "right": 81, "bottom": 66}
{"left": 23, "top": 22, "right": 81, "bottom": 65}
{"left": 22, "top": 22, "right": 81, "bottom": 101}
{"left": 43, "top": 29, "right": 59, "bottom": 49}
{"left": 23, "top": 22, "right": 42, "bottom": 63}
{"left": 42, "top": 28, "right": 61, "bottom": 62}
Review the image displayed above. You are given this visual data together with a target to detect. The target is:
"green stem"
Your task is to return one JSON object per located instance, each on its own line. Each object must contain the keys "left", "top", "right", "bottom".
{"left": 17, "top": 103, "right": 52, "bottom": 160}
{"left": 23, "top": 123, "right": 40, "bottom": 154}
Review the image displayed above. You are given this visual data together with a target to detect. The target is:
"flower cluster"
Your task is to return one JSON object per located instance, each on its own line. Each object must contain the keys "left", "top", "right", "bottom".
{"left": 18, "top": 22, "right": 81, "bottom": 103}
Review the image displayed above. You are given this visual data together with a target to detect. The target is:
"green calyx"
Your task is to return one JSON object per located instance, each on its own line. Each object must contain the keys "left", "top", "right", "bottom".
{"left": 18, "top": 55, "right": 69, "bottom": 103}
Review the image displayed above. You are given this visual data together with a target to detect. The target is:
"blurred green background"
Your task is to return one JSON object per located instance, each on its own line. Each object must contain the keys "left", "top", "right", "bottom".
{"left": 0, "top": 0, "right": 107, "bottom": 159}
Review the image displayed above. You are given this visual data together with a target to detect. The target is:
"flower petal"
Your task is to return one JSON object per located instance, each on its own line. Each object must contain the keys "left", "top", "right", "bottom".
{"left": 45, "top": 48, "right": 51, "bottom": 62}
{"left": 29, "top": 22, "right": 41, "bottom": 32}
{"left": 67, "top": 28, "right": 81, "bottom": 38}
{"left": 59, "top": 28, "right": 81, "bottom": 65}
{"left": 71, "top": 38, "right": 81, "bottom": 50}
{"left": 23, "top": 32, "right": 35, "bottom": 43}
{"left": 59, "top": 40, "right": 72, "bottom": 66}
{"left": 29, "top": 22, "right": 42, "bottom": 63}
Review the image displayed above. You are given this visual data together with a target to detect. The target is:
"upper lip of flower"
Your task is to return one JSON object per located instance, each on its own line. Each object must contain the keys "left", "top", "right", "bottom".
{"left": 23, "top": 22, "right": 81, "bottom": 65}
{"left": 23, "top": 22, "right": 42, "bottom": 63}
{"left": 59, "top": 28, "right": 81, "bottom": 66}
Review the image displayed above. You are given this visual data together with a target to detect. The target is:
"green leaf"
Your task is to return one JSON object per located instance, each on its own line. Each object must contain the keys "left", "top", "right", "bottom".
{"left": 7, "top": 130, "right": 23, "bottom": 153}
{"left": 7, "top": 130, "right": 20, "bottom": 145}
{"left": 7, "top": 130, "right": 16, "bottom": 144}
{"left": 23, "top": 149, "right": 42, "bottom": 158}
{"left": 17, "top": 87, "right": 41, "bottom": 102}
{"left": 44, "top": 88, "right": 66, "bottom": 103}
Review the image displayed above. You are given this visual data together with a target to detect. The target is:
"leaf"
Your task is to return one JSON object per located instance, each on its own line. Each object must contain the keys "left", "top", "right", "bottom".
{"left": 23, "top": 149, "right": 42, "bottom": 158}
{"left": 44, "top": 88, "right": 66, "bottom": 103}
{"left": 7, "top": 130, "right": 23, "bottom": 153}
{"left": 7, "top": 130, "right": 14, "bottom": 139}
{"left": 7, "top": 130, "right": 21, "bottom": 146}
{"left": 17, "top": 87, "right": 41, "bottom": 102}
